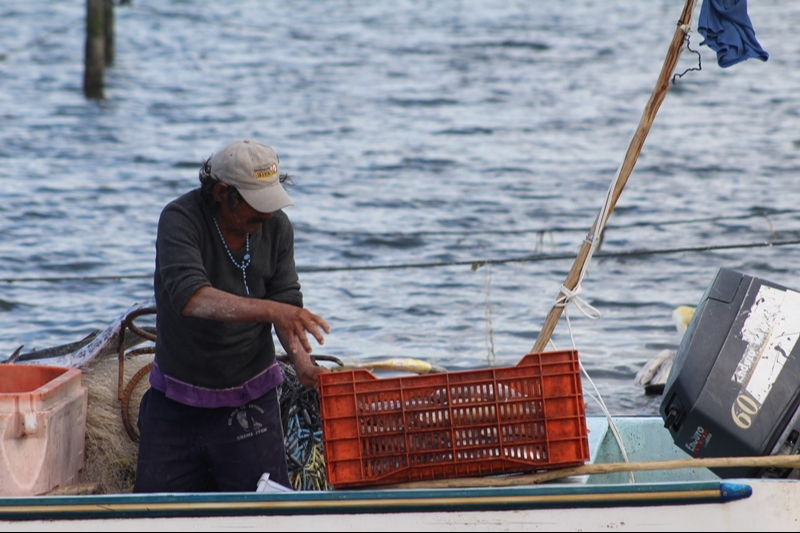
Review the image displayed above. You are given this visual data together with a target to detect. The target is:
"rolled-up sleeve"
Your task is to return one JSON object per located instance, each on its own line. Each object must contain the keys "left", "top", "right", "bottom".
{"left": 262, "top": 212, "right": 303, "bottom": 308}
{"left": 156, "top": 202, "right": 211, "bottom": 314}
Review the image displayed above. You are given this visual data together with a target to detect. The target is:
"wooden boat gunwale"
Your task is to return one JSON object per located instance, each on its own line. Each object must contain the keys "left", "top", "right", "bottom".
{"left": 0, "top": 415, "right": 779, "bottom": 523}
{"left": 0, "top": 479, "right": 753, "bottom": 521}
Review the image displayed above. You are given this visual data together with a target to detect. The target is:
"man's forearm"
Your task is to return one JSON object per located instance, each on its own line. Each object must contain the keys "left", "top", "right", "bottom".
{"left": 182, "top": 286, "right": 285, "bottom": 322}
{"left": 184, "top": 285, "right": 330, "bottom": 388}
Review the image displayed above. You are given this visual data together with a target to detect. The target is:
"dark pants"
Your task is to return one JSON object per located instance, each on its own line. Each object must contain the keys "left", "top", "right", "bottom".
{"left": 133, "top": 387, "right": 290, "bottom": 493}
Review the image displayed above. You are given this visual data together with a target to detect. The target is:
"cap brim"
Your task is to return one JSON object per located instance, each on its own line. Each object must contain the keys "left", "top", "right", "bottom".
{"left": 238, "top": 184, "right": 294, "bottom": 214}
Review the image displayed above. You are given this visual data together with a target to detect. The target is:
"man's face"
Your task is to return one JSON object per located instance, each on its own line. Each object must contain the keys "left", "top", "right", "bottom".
{"left": 234, "top": 199, "right": 274, "bottom": 233}
{"left": 215, "top": 182, "right": 274, "bottom": 233}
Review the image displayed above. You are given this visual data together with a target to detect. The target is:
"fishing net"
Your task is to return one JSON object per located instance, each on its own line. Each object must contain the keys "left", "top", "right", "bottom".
{"left": 80, "top": 350, "right": 329, "bottom": 493}
{"left": 81, "top": 351, "right": 152, "bottom": 494}
{"left": 277, "top": 359, "right": 330, "bottom": 491}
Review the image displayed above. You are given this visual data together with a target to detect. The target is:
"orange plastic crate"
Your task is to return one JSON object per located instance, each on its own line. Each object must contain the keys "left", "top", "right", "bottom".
{"left": 318, "top": 350, "right": 589, "bottom": 489}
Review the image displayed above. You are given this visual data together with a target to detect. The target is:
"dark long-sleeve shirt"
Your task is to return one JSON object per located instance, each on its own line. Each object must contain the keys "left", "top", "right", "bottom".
{"left": 153, "top": 189, "right": 302, "bottom": 392}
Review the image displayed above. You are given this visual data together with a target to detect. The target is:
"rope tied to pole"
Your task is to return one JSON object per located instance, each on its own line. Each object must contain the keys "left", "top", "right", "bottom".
{"left": 532, "top": 1, "right": 698, "bottom": 354}
{"left": 672, "top": 26, "right": 703, "bottom": 84}
{"left": 556, "top": 284, "right": 601, "bottom": 321}
{"left": 549, "top": 174, "right": 615, "bottom": 330}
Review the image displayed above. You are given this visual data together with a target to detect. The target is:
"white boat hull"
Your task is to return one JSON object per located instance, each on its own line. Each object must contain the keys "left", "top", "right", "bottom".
{"left": 4, "top": 479, "right": 798, "bottom": 532}
{"left": 2, "top": 417, "right": 798, "bottom": 532}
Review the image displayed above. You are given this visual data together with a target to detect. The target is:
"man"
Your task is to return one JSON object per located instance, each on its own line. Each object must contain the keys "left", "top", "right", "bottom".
{"left": 134, "top": 139, "right": 330, "bottom": 493}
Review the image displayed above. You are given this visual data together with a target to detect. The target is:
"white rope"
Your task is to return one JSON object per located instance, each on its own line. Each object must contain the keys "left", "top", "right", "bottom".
{"left": 580, "top": 365, "right": 636, "bottom": 484}
{"left": 552, "top": 310, "right": 636, "bottom": 484}
{"left": 555, "top": 284, "right": 601, "bottom": 320}
{"left": 549, "top": 169, "right": 635, "bottom": 483}
{"left": 484, "top": 263, "right": 496, "bottom": 367}
{"left": 552, "top": 169, "right": 617, "bottom": 322}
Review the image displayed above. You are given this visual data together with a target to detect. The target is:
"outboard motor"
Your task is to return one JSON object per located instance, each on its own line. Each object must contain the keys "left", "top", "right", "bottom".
{"left": 660, "top": 268, "right": 800, "bottom": 478}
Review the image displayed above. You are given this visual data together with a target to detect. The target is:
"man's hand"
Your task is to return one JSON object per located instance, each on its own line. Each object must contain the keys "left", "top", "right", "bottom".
{"left": 272, "top": 304, "right": 331, "bottom": 389}
{"left": 272, "top": 304, "right": 330, "bottom": 355}
{"left": 294, "top": 360, "right": 331, "bottom": 389}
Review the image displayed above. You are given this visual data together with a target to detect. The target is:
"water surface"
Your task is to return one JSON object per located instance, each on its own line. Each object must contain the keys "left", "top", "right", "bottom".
{"left": 1, "top": 0, "right": 799, "bottom": 416}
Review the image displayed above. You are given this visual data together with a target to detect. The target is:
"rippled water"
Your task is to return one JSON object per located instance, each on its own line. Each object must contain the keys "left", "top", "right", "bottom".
{"left": 2, "top": 0, "right": 799, "bottom": 415}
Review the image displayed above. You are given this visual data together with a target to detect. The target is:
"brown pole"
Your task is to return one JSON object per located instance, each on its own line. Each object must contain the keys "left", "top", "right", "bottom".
{"left": 84, "top": 0, "right": 105, "bottom": 99}
{"left": 377, "top": 453, "right": 800, "bottom": 490}
{"left": 104, "top": 0, "right": 114, "bottom": 66}
{"left": 532, "top": 0, "right": 698, "bottom": 353}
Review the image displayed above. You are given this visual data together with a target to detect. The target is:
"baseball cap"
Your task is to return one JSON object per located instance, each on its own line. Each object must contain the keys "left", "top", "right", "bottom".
{"left": 208, "top": 139, "right": 294, "bottom": 213}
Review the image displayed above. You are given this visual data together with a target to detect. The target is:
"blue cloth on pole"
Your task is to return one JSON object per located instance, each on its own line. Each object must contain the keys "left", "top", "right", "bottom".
{"left": 698, "top": 0, "right": 769, "bottom": 68}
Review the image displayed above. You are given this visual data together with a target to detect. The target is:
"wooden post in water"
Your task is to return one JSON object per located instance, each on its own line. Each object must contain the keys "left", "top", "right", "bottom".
{"left": 104, "top": 0, "right": 114, "bottom": 66}
{"left": 84, "top": 0, "right": 105, "bottom": 99}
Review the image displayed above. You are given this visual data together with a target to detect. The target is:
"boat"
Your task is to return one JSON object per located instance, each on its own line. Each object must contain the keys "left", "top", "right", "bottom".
{"left": 4, "top": 286, "right": 800, "bottom": 531}
{"left": 2, "top": 415, "right": 800, "bottom": 531}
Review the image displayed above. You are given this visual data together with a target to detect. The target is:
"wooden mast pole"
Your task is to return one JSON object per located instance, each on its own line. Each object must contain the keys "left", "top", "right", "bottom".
{"left": 532, "top": 0, "right": 699, "bottom": 353}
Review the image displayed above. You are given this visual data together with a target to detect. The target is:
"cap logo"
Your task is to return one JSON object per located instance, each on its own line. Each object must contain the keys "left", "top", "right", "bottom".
{"left": 253, "top": 163, "right": 278, "bottom": 181}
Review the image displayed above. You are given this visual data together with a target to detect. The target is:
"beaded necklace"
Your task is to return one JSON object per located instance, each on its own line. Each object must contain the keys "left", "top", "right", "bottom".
{"left": 213, "top": 217, "right": 251, "bottom": 295}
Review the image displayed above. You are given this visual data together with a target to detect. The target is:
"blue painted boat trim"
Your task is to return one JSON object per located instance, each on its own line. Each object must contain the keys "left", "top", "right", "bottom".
{"left": 719, "top": 482, "right": 752, "bottom": 502}
{"left": 0, "top": 481, "right": 751, "bottom": 521}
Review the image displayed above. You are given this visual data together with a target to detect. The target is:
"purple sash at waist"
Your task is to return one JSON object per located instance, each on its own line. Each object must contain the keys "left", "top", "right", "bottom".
{"left": 149, "top": 360, "right": 284, "bottom": 408}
